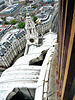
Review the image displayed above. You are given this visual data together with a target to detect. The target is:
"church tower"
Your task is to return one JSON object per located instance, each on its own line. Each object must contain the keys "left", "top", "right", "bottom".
{"left": 25, "top": 9, "right": 38, "bottom": 46}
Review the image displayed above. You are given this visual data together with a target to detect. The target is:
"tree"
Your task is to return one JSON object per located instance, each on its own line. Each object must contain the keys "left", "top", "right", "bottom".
{"left": 4, "top": 21, "right": 9, "bottom": 25}
{"left": 18, "top": 22, "right": 25, "bottom": 28}
{"left": 31, "top": 6, "right": 36, "bottom": 9}
{"left": 33, "top": 16, "right": 37, "bottom": 23}
{"left": 11, "top": 19, "right": 17, "bottom": 25}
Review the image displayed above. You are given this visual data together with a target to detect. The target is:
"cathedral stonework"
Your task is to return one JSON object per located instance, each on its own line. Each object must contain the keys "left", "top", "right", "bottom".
{"left": 25, "top": 9, "right": 38, "bottom": 46}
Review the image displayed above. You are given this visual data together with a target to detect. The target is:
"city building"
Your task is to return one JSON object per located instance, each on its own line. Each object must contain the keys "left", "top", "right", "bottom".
{"left": 21, "top": 7, "right": 36, "bottom": 16}
{"left": 35, "top": 0, "right": 43, "bottom": 2}
{"left": 0, "top": 25, "right": 11, "bottom": 40}
{"left": 0, "top": 3, "right": 22, "bottom": 17}
{"left": 6, "top": 17, "right": 14, "bottom": 22}
{"left": 35, "top": 6, "right": 58, "bottom": 34}
{"left": 5, "top": 0, "right": 26, "bottom": 5}
{"left": 25, "top": 0, "right": 33, "bottom": 5}
{"left": 35, "top": 0, "right": 56, "bottom": 3}
{"left": 0, "top": 29, "right": 26, "bottom": 68}
{"left": 0, "top": 1, "right": 7, "bottom": 11}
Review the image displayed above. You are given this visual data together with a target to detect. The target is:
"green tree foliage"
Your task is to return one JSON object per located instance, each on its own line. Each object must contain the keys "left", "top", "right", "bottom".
{"left": 11, "top": 19, "right": 17, "bottom": 25}
{"left": 33, "top": 16, "right": 37, "bottom": 23}
{"left": 18, "top": 22, "right": 25, "bottom": 28}
{"left": 4, "top": 21, "right": 9, "bottom": 25}
{"left": 31, "top": 6, "right": 36, "bottom": 9}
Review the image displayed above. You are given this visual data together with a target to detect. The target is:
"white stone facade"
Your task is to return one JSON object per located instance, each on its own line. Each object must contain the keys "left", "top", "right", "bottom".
{"left": 36, "top": 8, "right": 58, "bottom": 35}
{"left": 25, "top": 12, "right": 38, "bottom": 45}
{"left": 0, "top": 30, "right": 26, "bottom": 67}
{"left": 0, "top": 32, "right": 57, "bottom": 100}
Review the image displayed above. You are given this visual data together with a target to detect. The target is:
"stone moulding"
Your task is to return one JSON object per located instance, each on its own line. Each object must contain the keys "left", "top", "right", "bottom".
{"left": 34, "top": 42, "right": 58, "bottom": 100}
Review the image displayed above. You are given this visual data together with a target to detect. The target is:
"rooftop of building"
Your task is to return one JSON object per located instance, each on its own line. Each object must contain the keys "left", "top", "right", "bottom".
{"left": 0, "top": 3, "right": 22, "bottom": 15}
{"left": 0, "top": 29, "right": 26, "bottom": 56}
{"left": 35, "top": 5, "right": 53, "bottom": 19}
{"left": 0, "top": 25, "right": 11, "bottom": 39}
{"left": 0, "top": 25, "right": 11, "bottom": 28}
{"left": 0, "top": 32, "right": 57, "bottom": 100}
{"left": 21, "top": 7, "right": 35, "bottom": 15}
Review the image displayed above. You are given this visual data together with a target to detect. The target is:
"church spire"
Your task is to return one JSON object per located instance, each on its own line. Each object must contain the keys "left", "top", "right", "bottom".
{"left": 26, "top": 8, "right": 30, "bottom": 17}
{"left": 26, "top": 8, "right": 28, "bottom": 14}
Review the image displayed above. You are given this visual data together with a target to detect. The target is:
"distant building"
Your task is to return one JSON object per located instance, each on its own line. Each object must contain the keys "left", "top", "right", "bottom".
{"left": 35, "top": 0, "right": 43, "bottom": 2}
{"left": 24, "top": 0, "right": 33, "bottom": 5}
{"left": 0, "top": 29, "right": 26, "bottom": 67}
{"left": 0, "top": 3, "right": 22, "bottom": 17}
{"left": 35, "top": 0, "right": 54, "bottom": 3}
{"left": 0, "top": 1, "right": 7, "bottom": 11}
{"left": 5, "top": 0, "right": 26, "bottom": 5}
{"left": 6, "top": 17, "right": 14, "bottom": 22}
{"left": 0, "top": 25, "right": 11, "bottom": 40}
{"left": 35, "top": 6, "right": 57, "bottom": 34}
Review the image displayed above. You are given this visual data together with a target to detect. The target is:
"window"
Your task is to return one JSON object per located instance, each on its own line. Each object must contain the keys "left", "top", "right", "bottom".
{"left": 30, "top": 29, "right": 32, "bottom": 34}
